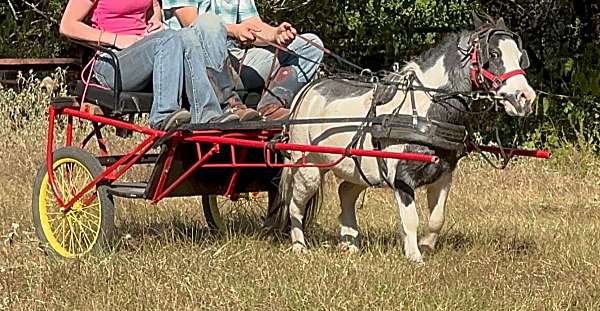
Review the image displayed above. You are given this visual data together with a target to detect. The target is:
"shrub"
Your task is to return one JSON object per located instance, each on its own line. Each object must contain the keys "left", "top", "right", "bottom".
{"left": 0, "top": 69, "right": 68, "bottom": 133}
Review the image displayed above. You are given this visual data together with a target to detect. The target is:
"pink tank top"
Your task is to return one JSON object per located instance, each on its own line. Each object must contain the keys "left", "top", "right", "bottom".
{"left": 91, "top": 0, "right": 153, "bottom": 36}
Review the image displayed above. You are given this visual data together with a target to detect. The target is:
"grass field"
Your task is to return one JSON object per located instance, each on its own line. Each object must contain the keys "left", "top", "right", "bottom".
{"left": 1, "top": 80, "right": 600, "bottom": 310}
{"left": 2, "top": 129, "right": 600, "bottom": 310}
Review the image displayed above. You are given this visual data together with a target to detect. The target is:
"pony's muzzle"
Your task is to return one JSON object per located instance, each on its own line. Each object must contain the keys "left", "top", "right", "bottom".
{"left": 500, "top": 91, "right": 534, "bottom": 116}
{"left": 517, "top": 91, "right": 534, "bottom": 116}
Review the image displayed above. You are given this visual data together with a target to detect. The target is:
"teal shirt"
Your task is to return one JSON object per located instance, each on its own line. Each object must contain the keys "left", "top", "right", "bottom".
{"left": 163, "top": 0, "right": 259, "bottom": 29}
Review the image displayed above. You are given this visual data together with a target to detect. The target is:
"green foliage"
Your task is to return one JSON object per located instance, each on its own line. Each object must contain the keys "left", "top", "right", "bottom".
{"left": 0, "top": 0, "right": 68, "bottom": 57}
{"left": 256, "top": 0, "right": 476, "bottom": 68}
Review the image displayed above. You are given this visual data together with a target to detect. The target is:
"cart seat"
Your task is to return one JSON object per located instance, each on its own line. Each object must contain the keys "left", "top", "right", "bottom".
{"left": 74, "top": 80, "right": 153, "bottom": 114}
{"left": 73, "top": 80, "right": 263, "bottom": 116}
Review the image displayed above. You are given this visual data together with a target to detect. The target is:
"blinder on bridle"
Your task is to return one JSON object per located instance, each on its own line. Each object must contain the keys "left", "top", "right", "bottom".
{"left": 467, "top": 26, "right": 530, "bottom": 90}
{"left": 479, "top": 28, "right": 530, "bottom": 70}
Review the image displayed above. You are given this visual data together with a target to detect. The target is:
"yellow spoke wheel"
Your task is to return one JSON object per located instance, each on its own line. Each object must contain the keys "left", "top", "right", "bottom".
{"left": 201, "top": 190, "right": 276, "bottom": 233}
{"left": 32, "top": 147, "right": 114, "bottom": 258}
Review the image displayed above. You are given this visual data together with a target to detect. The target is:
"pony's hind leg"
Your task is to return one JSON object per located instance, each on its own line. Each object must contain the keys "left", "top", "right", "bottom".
{"left": 337, "top": 182, "right": 366, "bottom": 253}
{"left": 419, "top": 172, "right": 452, "bottom": 253}
{"left": 394, "top": 188, "right": 423, "bottom": 264}
{"left": 289, "top": 167, "right": 321, "bottom": 254}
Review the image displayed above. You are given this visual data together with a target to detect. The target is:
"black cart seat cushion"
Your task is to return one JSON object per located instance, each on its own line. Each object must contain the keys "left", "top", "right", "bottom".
{"left": 74, "top": 81, "right": 153, "bottom": 114}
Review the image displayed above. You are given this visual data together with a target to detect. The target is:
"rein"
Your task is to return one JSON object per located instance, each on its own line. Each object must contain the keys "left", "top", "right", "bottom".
{"left": 253, "top": 26, "right": 531, "bottom": 172}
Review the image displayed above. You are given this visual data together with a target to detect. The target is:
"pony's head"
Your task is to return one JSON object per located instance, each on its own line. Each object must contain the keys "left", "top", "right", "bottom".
{"left": 467, "top": 14, "right": 536, "bottom": 116}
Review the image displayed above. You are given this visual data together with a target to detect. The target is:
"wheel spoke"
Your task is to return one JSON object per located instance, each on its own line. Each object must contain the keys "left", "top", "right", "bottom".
{"left": 68, "top": 163, "right": 79, "bottom": 197}
{"left": 71, "top": 214, "right": 94, "bottom": 249}
{"left": 48, "top": 213, "right": 64, "bottom": 226}
{"left": 64, "top": 163, "right": 73, "bottom": 195}
{"left": 61, "top": 217, "right": 67, "bottom": 246}
{"left": 69, "top": 214, "right": 85, "bottom": 253}
{"left": 52, "top": 217, "right": 65, "bottom": 240}
{"left": 45, "top": 188, "right": 61, "bottom": 212}
{"left": 79, "top": 209, "right": 100, "bottom": 232}
{"left": 73, "top": 165, "right": 94, "bottom": 198}
{"left": 79, "top": 209, "right": 100, "bottom": 222}
{"left": 55, "top": 165, "right": 69, "bottom": 202}
{"left": 67, "top": 216, "right": 76, "bottom": 254}
{"left": 81, "top": 202, "right": 100, "bottom": 210}
{"left": 73, "top": 213, "right": 96, "bottom": 233}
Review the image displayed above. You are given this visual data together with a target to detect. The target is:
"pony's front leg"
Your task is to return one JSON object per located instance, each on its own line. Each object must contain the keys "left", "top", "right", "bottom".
{"left": 337, "top": 182, "right": 366, "bottom": 253}
{"left": 394, "top": 188, "right": 423, "bottom": 264}
{"left": 289, "top": 167, "right": 321, "bottom": 254}
{"left": 419, "top": 172, "right": 452, "bottom": 253}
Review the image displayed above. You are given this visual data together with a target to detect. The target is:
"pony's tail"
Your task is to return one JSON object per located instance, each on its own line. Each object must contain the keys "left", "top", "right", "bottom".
{"left": 262, "top": 167, "right": 293, "bottom": 232}
{"left": 262, "top": 168, "right": 323, "bottom": 233}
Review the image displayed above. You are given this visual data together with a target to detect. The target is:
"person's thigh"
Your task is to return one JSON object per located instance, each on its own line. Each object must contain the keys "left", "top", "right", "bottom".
{"left": 94, "top": 30, "right": 178, "bottom": 91}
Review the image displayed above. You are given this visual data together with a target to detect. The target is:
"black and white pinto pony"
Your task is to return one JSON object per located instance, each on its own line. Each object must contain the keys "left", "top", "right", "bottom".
{"left": 265, "top": 15, "right": 536, "bottom": 263}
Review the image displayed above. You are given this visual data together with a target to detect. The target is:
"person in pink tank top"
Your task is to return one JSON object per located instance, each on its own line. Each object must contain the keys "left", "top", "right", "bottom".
{"left": 59, "top": 0, "right": 239, "bottom": 129}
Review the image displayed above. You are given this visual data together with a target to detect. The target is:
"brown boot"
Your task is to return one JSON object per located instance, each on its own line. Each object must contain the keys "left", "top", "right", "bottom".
{"left": 225, "top": 93, "right": 260, "bottom": 121}
{"left": 257, "top": 102, "right": 291, "bottom": 121}
{"left": 257, "top": 66, "right": 303, "bottom": 121}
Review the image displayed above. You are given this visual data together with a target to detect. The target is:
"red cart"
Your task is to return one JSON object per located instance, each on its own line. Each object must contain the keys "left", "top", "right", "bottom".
{"left": 31, "top": 45, "right": 550, "bottom": 258}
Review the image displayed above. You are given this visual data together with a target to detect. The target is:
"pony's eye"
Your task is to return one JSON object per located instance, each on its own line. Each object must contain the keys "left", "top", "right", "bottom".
{"left": 490, "top": 51, "right": 500, "bottom": 59}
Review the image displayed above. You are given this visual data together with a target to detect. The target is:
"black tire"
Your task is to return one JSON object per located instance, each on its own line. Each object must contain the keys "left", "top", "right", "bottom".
{"left": 32, "top": 147, "right": 115, "bottom": 258}
{"left": 201, "top": 191, "right": 277, "bottom": 232}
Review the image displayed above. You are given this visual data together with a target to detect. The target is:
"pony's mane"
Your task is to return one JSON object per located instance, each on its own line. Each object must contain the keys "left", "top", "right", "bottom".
{"left": 397, "top": 30, "right": 473, "bottom": 93}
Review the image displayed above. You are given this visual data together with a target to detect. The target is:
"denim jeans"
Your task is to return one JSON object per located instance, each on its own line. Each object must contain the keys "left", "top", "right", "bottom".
{"left": 94, "top": 29, "right": 184, "bottom": 128}
{"left": 228, "top": 33, "right": 325, "bottom": 89}
{"left": 177, "top": 13, "right": 232, "bottom": 123}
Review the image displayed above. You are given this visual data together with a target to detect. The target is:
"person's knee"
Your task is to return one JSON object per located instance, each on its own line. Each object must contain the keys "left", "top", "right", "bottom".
{"left": 168, "top": 31, "right": 184, "bottom": 51}
{"left": 299, "top": 33, "right": 324, "bottom": 61}
{"left": 161, "top": 29, "right": 182, "bottom": 44}
{"left": 301, "top": 33, "right": 323, "bottom": 48}
{"left": 192, "top": 13, "right": 227, "bottom": 39}
{"left": 177, "top": 28, "right": 201, "bottom": 50}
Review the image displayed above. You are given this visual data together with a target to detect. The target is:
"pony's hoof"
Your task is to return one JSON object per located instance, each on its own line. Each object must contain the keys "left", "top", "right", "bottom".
{"left": 339, "top": 242, "right": 360, "bottom": 254}
{"left": 406, "top": 253, "right": 425, "bottom": 265}
{"left": 418, "top": 242, "right": 435, "bottom": 254}
{"left": 409, "top": 256, "right": 425, "bottom": 266}
{"left": 418, "top": 235, "right": 437, "bottom": 253}
{"left": 291, "top": 243, "right": 308, "bottom": 254}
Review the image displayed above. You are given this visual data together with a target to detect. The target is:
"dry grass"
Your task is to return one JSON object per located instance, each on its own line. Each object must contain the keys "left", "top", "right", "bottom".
{"left": 1, "top": 78, "right": 600, "bottom": 310}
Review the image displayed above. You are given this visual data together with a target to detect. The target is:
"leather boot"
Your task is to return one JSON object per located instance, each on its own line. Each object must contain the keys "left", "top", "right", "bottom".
{"left": 257, "top": 66, "right": 304, "bottom": 121}
{"left": 224, "top": 93, "right": 260, "bottom": 121}
{"left": 208, "top": 55, "right": 260, "bottom": 121}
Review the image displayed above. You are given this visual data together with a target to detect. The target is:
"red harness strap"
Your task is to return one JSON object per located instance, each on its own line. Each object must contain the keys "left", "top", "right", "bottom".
{"left": 469, "top": 40, "right": 526, "bottom": 90}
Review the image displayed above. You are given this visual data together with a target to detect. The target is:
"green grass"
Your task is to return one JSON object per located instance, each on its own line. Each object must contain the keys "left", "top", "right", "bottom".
{"left": 1, "top": 76, "right": 600, "bottom": 310}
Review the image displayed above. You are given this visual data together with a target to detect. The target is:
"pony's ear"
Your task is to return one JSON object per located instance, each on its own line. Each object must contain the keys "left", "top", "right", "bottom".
{"left": 473, "top": 12, "right": 485, "bottom": 28}
{"left": 496, "top": 17, "right": 506, "bottom": 29}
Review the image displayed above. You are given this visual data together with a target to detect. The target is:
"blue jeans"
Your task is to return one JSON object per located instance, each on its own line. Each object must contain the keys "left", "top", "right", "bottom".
{"left": 177, "top": 13, "right": 231, "bottom": 123}
{"left": 94, "top": 30, "right": 184, "bottom": 128}
{"left": 228, "top": 33, "right": 324, "bottom": 89}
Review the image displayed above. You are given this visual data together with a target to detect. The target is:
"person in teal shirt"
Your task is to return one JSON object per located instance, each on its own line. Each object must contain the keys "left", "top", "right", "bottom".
{"left": 163, "top": 0, "right": 324, "bottom": 120}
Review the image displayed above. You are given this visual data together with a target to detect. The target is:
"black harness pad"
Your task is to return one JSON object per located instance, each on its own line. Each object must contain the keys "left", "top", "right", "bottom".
{"left": 372, "top": 83, "right": 399, "bottom": 106}
{"left": 370, "top": 114, "right": 467, "bottom": 151}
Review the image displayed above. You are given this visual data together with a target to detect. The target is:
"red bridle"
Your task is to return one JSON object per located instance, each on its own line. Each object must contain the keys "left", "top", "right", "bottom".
{"left": 469, "top": 39, "right": 526, "bottom": 90}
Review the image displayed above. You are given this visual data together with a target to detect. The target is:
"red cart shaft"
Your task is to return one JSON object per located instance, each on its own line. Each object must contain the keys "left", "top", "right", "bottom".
{"left": 468, "top": 144, "right": 552, "bottom": 159}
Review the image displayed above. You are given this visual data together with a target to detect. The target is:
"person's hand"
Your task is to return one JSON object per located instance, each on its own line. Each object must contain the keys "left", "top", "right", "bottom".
{"left": 114, "top": 34, "right": 142, "bottom": 49}
{"left": 145, "top": 19, "right": 164, "bottom": 35}
{"left": 275, "top": 22, "right": 297, "bottom": 46}
{"left": 231, "top": 23, "right": 261, "bottom": 45}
